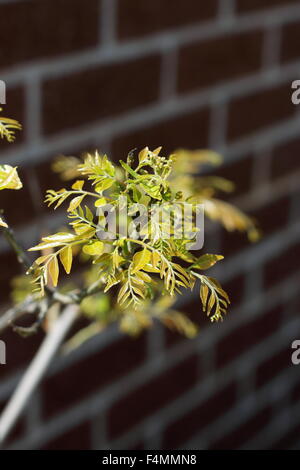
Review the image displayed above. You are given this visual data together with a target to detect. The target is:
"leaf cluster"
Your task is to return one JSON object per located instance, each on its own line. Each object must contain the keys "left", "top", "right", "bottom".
{"left": 0, "top": 107, "right": 22, "bottom": 143}
{"left": 28, "top": 148, "right": 232, "bottom": 335}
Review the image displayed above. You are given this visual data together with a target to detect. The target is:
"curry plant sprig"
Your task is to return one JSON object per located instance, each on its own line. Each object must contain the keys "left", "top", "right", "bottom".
{"left": 28, "top": 147, "right": 231, "bottom": 323}
{"left": 0, "top": 108, "right": 22, "bottom": 143}
{"left": 0, "top": 164, "right": 23, "bottom": 227}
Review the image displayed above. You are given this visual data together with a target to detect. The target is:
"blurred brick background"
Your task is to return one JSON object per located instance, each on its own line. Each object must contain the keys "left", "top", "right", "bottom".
{"left": 0, "top": 0, "right": 300, "bottom": 450}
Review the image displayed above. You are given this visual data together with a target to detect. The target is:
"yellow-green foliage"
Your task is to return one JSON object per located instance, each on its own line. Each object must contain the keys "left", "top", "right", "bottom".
{"left": 0, "top": 108, "right": 22, "bottom": 143}
{"left": 26, "top": 147, "right": 259, "bottom": 340}
{"left": 0, "top": 164, "right": 22, "bottom": 227}
{"left": 1, "top": 145, "right": 259, "bottom": 341}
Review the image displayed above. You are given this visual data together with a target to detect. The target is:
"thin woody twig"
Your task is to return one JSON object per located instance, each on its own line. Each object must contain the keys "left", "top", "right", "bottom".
{"left": 0, "top": 214, "right": 106, "bottom": 333}
{"left": 0, "top": 304, "right": 79, "bottom": 445}
{"left": 0, "top": 289, "right": 74, "bottom": 335}
{"left": 0, "top": 214, "right": 31, "bottom": 270}
{"left": 0, "top": 296, "right": 37, "bottom": 334}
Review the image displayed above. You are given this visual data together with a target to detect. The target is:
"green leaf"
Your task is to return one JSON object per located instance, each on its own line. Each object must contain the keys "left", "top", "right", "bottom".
{"left": 0, "top": 114, "right": 22, "bottom": 143}
{"left": 85, "top": 205, "right": 94, "bottom": 222}
{"left": 0, "top": 165, "right": 22, "bottom": 190}
{"left": 29, "top": 241, "right": 64, "bottom": 251}
{"left": 35, "top": 255, "right": 50, "bottom": 265}
{"left": 59, "top": 246, "right": 73, "bottom": 274}
{"left": 82, "top": 241, "right": 104, "bottom": 256}
{"left": 119, "top": 160, "right": 139, "bottom": 178}
{"left": 29, "top": 232, "right": 77, "bottom": 251}
{"left": 48, "top": 256, "right": 59, "bottom": 287}
{"left": 94, "top": 197, "right": 107, "bottom": 207}
{"left": 200, "top": 284, "right": 209, "bottom": 311}
{"left": 191, "top": 254, "right": 224, "bottom": 270}
{"left": 95, "top": 179, "right": 113, "bottom": 193}
{"left": 112, "top": 250, "right": 124, "bottom": 268}
{"left": 42, "top": 232, "right": 77, "bottom": 243}
{"left": 72, "top": 180, "right": 85, "bottom": 190}
{"left": 132, "top": 248, "right": 151, "bottom": 273}
{"left": 138, "top": 147, "right": 149, "bottom": 163}
{"left": 0, "top": 216, "right": 8, "bottom": 228}
{"left": 68, "top": 195, "right": 85, "bottom": 212}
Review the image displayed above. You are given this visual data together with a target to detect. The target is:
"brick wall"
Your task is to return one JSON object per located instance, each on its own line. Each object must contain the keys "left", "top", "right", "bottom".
{"left": 0, "top": 0, "right": 300, "bottom": 450}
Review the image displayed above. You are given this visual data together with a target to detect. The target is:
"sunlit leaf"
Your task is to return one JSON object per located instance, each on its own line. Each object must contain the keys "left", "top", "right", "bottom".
{"left": 132, "top": 248, "right": 151, "bottom": 273}
{"left": 59, "top": 246, "right": 73, "bottom": 274}
{"left": 191, "top": 254, "right": 224, "bottom": 270}
{"left": 82, "top": 241, "right": 104, "bottom": 256}
{"left": 72, "top": 180, "right": 85, "bottom": 190}
{"left": 68, "top": 195, "right": 85, "bottom": 212}
{"left": 0, "top": 165, "right": 22, "bottom": 190}
{"left": 48, "top": 257, "right": 59, "bottom": 287}
{"left": 0, "top": 216, "right": 7, "bottom": 228}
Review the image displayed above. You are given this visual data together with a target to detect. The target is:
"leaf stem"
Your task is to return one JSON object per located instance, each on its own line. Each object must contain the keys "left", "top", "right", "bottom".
{"left": 0, "top": 213, "right": 31, "bottom": 270}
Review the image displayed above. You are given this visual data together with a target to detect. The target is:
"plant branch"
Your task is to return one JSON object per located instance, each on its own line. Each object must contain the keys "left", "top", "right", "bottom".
{"left": 0, "top": 215, "right": 31, "bottom": 270}
{"left": 0, "top": 296, "right": 37, "bottom": 334}
{"left": 0, "top": 304, "right": 79, "bottom": 446}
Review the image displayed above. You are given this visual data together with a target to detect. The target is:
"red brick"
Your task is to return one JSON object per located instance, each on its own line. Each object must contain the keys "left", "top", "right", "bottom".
{"left": 163, "top": 382, "right": 237, "bottom": 448}
{"left": 127, "top": 441, "right": 145, "bottom": 450}
{"left": 0, "top": 0, "right": 99, "bottom": 70}
{"left": 222, "top": 275, "right": 246, "bottom": 308}
{"left": 0, "top": 311, "right": 45, "bottom": 378}
{"left": 227, "top": 84, "right": 296, "bottom": 142}
{"left": 250, "top": 195, "right": 290, "bottom": 237}
{"left": 263, "top": 241, "right": 300, "bottom": 289}
{"left": 271, "top": 422, "right": 300, "bottom": 449}
{"left": 112, "top": 108, "right": 210, "bottom": 161}
{"left": 236, "top": 0, "right": 299, "bottom": 13}
{"left": 42, "top": 334, "right": 147, "bottom": 418}
{"left": 271, "top": 138, "right": 300, "bottom": 180}
{"left": 108, "top": 355, "right": 198, "bottom": 439}
{"left": 216, "top": 306, "right": 282, "bottom": 368}
{"left": 209, "top": 407, "right": 271, "bottom": 449}
{"left": 42, "top": 55, "right": 161, "bottom": 135}
{"left": 256, "top": 348, "right": 292, "bottom": 389}
{"left": 219, "top": 229, "right": 250, "bottom": 258}
{"left": 212, "top": 155, "right": 254, "bottom": 200}
{"left": 117, "top": 0, "right": 218, "bottom": 39}
{"left": 165, "top": 276, "right": 244, "bottom": 349}
{"left": 165, "top": 297, "right": 212, "bottom": 348}
{"left": 291, "top": 380, "right": 300, "bottom": 403}
{"left": 40, "top": 421, "right": 91, "bottom": 450}
{"left": 178, "top": 30, "right": 263, "bottom": 94}
{"left": 281, "top": 20, "right": 300, "bottom": 64}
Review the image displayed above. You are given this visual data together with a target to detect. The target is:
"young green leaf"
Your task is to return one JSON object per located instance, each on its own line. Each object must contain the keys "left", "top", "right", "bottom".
{"left": 83, "top": 241, "right": 104, "bottom": 256}
{"left": 132, "top": 248, "right": 151, "bottom": 273}
{"left": 48, "top": 256, "right": 59, "bottom": 287}
{"left": 59, "top": 246, "right": 73, "bottom": 274}
{"left": 0, "top": 165, "right": 22, "bottom": 190}
{"left": 0, "top": 216, "right": 8, "bottom": 228}
{"left": 191, "top": 254, "right": 224, "bottom": 270}
{"left": 72, "top": 180, "right": 85, "bottom": 190}
{"left": 68, "top": 195, "right": 85, "bottom": 212}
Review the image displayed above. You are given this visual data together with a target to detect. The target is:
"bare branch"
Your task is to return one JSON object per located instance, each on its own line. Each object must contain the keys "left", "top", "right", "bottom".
{"left": 0, "top": 216, "right": 31, "bottom": 270}
{"left": 0, "top": 296, "right": 37, "bottom": 334}
{"left": 0, "top": 304, "right": 79, "bottom": 445}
